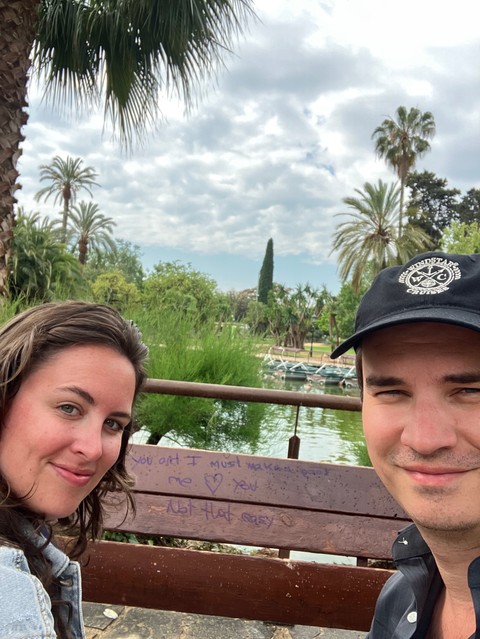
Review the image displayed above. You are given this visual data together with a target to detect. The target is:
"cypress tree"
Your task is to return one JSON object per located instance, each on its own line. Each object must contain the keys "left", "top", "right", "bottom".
{"left": 257, "top": 238, "right": 274, "bottom": 304}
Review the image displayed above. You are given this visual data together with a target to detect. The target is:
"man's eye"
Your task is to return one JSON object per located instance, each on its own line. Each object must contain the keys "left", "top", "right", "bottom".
{"left": 375, "top": 389, "right": 402, "bottom": 396}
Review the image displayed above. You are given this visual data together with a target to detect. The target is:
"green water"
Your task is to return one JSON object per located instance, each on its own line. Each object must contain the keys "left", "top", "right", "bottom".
{"left": 136, "top": 377, "right": 367, "bottom": 467}
{"left": 257, "top": 379, "right": 368, "bottom": 467}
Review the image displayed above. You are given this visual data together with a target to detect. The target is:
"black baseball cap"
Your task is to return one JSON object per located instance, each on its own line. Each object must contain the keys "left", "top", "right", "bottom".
{"left": 331, "top": 252, "right": 480, "bottom": 359}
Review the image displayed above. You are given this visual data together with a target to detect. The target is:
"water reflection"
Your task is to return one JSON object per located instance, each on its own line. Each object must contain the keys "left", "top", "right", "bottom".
{"left": 258, "top": 378, "right": 370, "bottom": 467}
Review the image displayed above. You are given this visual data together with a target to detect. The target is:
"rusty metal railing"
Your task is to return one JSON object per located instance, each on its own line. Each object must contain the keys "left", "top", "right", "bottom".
{"left": 143, "top": 378, "right": 361, "bottom": 412}
{"left": 142, "top": 378, "right": 361, "bottom": 458}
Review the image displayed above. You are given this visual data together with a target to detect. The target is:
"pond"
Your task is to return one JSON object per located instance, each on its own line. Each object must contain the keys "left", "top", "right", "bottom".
{"left": 135, "top": 375, "right": 368, "bottom": 468}
{"left": 257, "top": 378, "right": 368, "bottom": 467}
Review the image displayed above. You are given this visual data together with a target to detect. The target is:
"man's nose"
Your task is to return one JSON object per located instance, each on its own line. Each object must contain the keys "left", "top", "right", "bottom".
{"left": 400, "top": 398, "right": 458, "bottom": 454}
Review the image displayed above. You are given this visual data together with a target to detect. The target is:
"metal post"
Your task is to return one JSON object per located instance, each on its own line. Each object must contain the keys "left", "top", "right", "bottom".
{"left": 279, "top": 406, "right": 302, "bottom": 559}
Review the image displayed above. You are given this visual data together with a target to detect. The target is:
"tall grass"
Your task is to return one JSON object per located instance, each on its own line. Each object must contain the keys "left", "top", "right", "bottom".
{"left": 130, "top": 307, "right": 265, "bottom": 451}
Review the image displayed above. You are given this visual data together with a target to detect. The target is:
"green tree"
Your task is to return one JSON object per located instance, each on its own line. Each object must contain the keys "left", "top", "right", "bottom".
{"left": 84, "top": 239, "right": 145, "bottom": 288}
{"left": 327, "top": 283, "right": 365, "bottom": 346}
{"left": 244, "top": 300, "right": 268, "bottom": 335}
{"left": 91, "top": 270, "right": 141, "bottom": 312}
{"left": 332, "top": 180, "right": 432, "bottom": 292}
{"left": 68, "top": 200, "right": 116, "bottom": 265}
{"left": 457, "top": 188, "right": 480, "bottom": 225}
{"left": 257, "top": 238, "right": 274, "bottom": 304}
{"left": 35, "top": 156, "right": 99, "bottom": 242}
{"left": 226, "top": 288, "right": 257, "bottom": 322}
{"left": 143, "top": 261, "right": 220, "bottom": 323}
{"left": 406, "top": 171, "right": 460, "bottom": 249}
{"left": 0, "top": 1, "right": 255, "bottom": 297}
{"left": 9, "top": 211, "right": 84, "bottom": 303}
{"left": 441, "top": 221, "right": 480, "bottom": 254}
{"left": 265, "top": 283, "right": 326, "bottom": 350}
{"left": 134, "top": 308, "right": 264, "bottom": 451}
{"left": 372, "top": 106, "right": 436, "bottom": 234}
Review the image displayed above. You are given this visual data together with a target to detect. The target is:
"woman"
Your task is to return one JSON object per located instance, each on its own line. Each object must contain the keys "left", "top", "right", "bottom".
{"left": 0, "top": 301, "right": 148, "bottom": 638}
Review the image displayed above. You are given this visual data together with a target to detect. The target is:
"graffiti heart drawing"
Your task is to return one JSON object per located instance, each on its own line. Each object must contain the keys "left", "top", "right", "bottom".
{"left": 204, "top": 473, "right": 223, "bottom": 495}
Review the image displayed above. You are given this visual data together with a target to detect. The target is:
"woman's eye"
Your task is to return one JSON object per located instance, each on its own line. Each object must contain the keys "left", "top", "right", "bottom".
{"left": 59, "top": 404, "right": 80, "bottom": 416}
{"left": 105, "top": 418, "right": 127, "bottom": 433}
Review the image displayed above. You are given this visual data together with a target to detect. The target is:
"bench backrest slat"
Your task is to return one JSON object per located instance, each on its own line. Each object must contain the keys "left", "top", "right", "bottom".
{"left": 105, "top": 492, "right": 406, "bottom": 558}
{"left": 101, "top": 444, "right": 410, "bottom": 561}
{"left": 126, "top": 444, "right": 407, "bottom": 518}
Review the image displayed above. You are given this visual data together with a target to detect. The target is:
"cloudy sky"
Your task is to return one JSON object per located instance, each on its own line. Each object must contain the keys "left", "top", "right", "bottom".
{"left": 16, "top": 0, "right": 480, "bottom": 293}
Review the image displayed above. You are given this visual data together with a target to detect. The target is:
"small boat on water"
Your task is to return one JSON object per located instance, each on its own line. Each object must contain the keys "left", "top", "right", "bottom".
{"left": 262, "top": 348, "right": 356, "bottom": 386}
{"left": 339, "top": 375, "right": 359, "bottom": 389}
{"left": 307, "top": 364, "right": 356, "bottom": 386}
{"left": 268, "top": 361, "right": 320, "bottom": 382}
{"left": 261, "top": 349, "right": 319, "bottom": 381}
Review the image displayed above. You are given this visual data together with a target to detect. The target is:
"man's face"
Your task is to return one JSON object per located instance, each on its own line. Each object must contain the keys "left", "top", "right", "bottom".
{"left": 362, "top": 322, "right": 480, "bottom": 535}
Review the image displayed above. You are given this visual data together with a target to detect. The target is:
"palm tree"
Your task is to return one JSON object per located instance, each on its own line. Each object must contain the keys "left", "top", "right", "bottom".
{"left": 35, "top": 156, "right": 99, "bottom": 242}
{"left": 9, "top": 210, "right": 84, "bottom": 303}
{"left": 0, "top": 1, "right": 255, "bottom": 297}
{"left": 68, "top": 201, "right": 116, "bottom": 265}
{"left": 331, "top": 180, "right": 432, "bottom": 292}
{"left": 372, "top": 106, "right": 436, "bottom": 235}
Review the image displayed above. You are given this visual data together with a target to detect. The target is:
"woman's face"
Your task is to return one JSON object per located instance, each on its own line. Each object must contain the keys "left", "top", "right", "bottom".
{"left": 0, "top": 344, "right": 136, "bottom": 519}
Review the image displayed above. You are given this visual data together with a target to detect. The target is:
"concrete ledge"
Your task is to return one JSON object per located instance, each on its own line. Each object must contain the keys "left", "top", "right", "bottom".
{"left": 83, "top": 603, "right": 364, "bottom": 639}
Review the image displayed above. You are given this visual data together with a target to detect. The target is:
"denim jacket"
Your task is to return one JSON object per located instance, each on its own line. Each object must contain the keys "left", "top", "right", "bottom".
{"left": 0, "top": 530, "right": 85, "bottom": 639}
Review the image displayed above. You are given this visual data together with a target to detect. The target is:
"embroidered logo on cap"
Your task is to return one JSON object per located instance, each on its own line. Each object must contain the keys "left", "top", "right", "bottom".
{"left": 399, "top": 257, "right": 462, "bottom": 295}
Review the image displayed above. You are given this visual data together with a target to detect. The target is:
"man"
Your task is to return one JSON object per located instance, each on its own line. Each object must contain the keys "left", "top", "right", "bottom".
{"left": 331, "top": 251, "right": 480, "bottom": 639}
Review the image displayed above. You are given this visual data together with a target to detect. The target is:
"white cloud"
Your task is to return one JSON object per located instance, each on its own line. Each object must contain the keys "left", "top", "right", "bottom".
{"left": 16, "top": 0, "right": 480, "bottom": 293}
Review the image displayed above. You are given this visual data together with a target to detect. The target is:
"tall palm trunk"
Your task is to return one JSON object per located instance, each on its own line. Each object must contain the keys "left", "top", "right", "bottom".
{"left": 399, "top": 179, "right": 405, "bottom": 237}
{"left": 78, "top": 237, "right": 88, "bottom": 265}
{"left": 0, "top": 1, "right": 39, "bottom": 296}
{"left": 62, "top": 194, "right": 70, "bottom": 243}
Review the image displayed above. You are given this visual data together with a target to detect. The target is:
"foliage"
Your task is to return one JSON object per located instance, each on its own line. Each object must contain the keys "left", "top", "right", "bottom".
{"left": 257, "top": 238, "right": 274, "bottom": 304}
{"left": 35, "top": 155, "right": 99, "bottom": 241}
{"left": 223, "top": 288, "right": 256, "bottom": 322}
{"left": 91, "top": 270, "right": 141, "bottom": 312}
{"left": 326, "top": 283, "right": 366, "bottom": 346}
{"left": 406, "top": 171, "right": 460, "bottom": 249}
{"left": 0, "top": 1, "right": 256, "bottom": 301}
{"left": 84, "top": 239, "right": 145, "bottom": 287}
{"left": 133, "top": 308, "right": 265, "bottom": 451}
{"left": 265, "top": 284, "right": 328, "bottom": 350}
{"left": 372, "top": 106, "right": 436, "bottom": 233}
{"left": 214, "top": 292, "right": 235, "bottom": 324}
{"left": 457, "top": 188, "right": 480, "bottom": 225}
{"left": 9, "top": 211, "right": 85, "bottom": 303}
{"left": 441, "top": 221, "right": 480, "bottom": 254}
{"left": 332, "top": 180, "right": 432, "bottom": 292}
{"left": 143, "top": 260, "right": 221, "bottom": 323}
{"left": 32, "top": 0, "right": 256, "bottom": 146}
{"left": 0, "top": 297, "right": 23, "bottom": 327}
{"left": 68, "top": 200, "right": 116, "bottom": 265}
{"left": 244, "top": 300, "right": 268, "bottom": 335}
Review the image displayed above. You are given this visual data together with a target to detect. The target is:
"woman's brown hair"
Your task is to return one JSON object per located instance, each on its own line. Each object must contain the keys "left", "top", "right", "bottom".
{"left": 0, "top": 301, "right": 148, "bottom": 635}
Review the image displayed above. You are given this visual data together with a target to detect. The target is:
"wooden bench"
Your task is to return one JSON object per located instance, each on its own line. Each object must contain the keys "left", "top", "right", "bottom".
{"left": 79, "top": 443, "right": 410, "bottom": 632}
